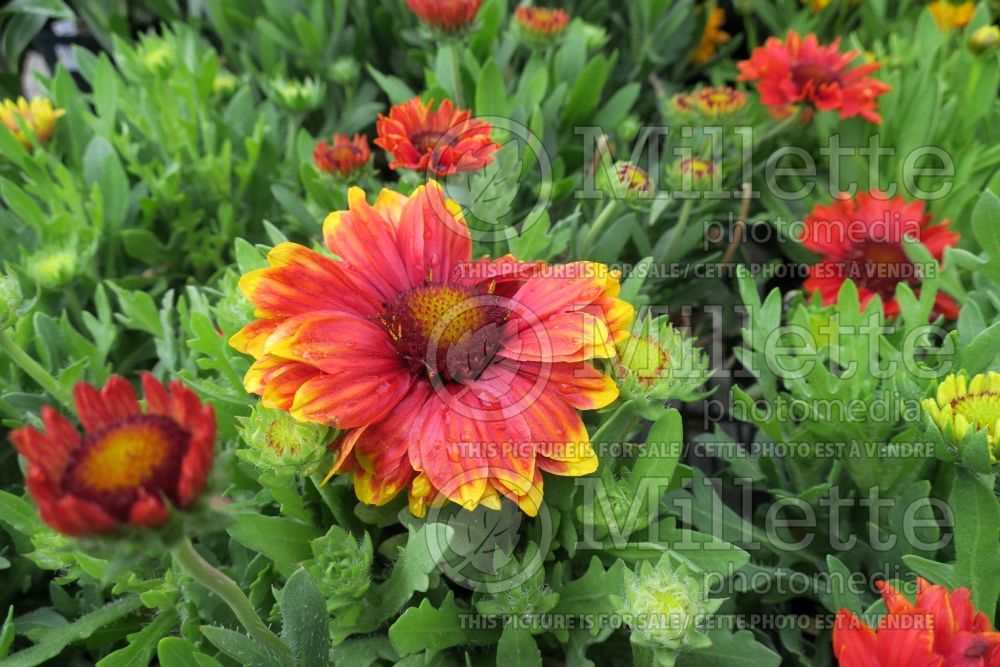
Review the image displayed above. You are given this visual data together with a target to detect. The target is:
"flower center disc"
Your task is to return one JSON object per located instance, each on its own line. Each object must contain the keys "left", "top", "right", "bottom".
{"left": 62, "top": 414, "right": 189, "bottom": 518}
{"left": 793, "top": 62, "right": 837, "bottom": 87}
{"left": 951, "top": 392, "right": 1000, "bottom": 437}
{"left": 411, "top": 130, "right": 447, "bottom": 154}
{"left": 380, "top": 283, "right": 507, "bottom": 383}
{"left": 329, "top": 145, "right": 362, "bottom": 166}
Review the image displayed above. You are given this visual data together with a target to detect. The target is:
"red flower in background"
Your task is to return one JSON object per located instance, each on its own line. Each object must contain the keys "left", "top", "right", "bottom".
{"left": 313, "top": 134, "right": 371, "bottom": 177}
{"left": 802, "top": 192, "right": 959, "bottom": 319}
{"left": 834, "top": 578, "right": 1000, "bottom": 666}
{"left": 737, "top": 31, "right": 891, "bottom": 123}
{"left": 375, "top": 97, "right": 498, "bottom": 176}
{"left": 406, "top": 0, "right": 482, "bottom": 32}
{"left": 514, "top": 6, "right": 570, "bottom": 40}
{"left": 9, "top": 374, "right": 216, "bottom": 536}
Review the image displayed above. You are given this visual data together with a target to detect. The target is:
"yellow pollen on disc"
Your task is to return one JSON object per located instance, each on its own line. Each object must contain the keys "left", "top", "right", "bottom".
{"left": 404, "top": 284, "right": 485, "bottom": 346}
{"left": 73, "top": 422, "right": 174, "bottom": 493}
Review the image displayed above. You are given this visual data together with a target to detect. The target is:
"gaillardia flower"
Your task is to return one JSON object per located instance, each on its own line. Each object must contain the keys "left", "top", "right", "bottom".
{"left": 9, "top": 374, "right": 216, "bottom": 537}
{"left": 691, "top": 7, "right": 730, "bottom": 65}
{"left": 1, "top": 97, "right": 65, "bottom": 149}
{"left": 313, "top": 134, "right": 372, "bottom": 178}
{"left": 928, "top": 1, "right": 975, "bottom": 32}
{"left": 406, "top": 0, "right": 482, "bottom": 33}
{"left": 737, "top": 31, "right": 891, "bottom": 124}
{"left": 922, "top": 372, "right": 1000, "bottom": 460}
{"left": 802, "top": 0, "right": 833, "bottom": 12}
{"left": 230, "top": 183, "right": 633, "bottom": 516}
{"left": 834, "top": 578, "right": 1000, "bottom": 666}
{"left": 597, "top": 161, "right": 653, "bottom": 204}
{"left": 514, "top": 6, "right": 570, "bottom": 42}
{"left": 671, "top": 86, "right": 747, "bottom": 119}
{"left": 375, "top": 97, "right": 499, "bottom": 176}
{"left": 801, "top": 191, "right": 959, "bottom": 319}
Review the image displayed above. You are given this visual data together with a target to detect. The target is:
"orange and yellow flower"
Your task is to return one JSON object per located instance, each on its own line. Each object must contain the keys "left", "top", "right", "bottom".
{"left": 738, "top": 31, "right": 892, "bottom": 124}
{"left": 672, "top": 86, "right": 747, "bottom": 118}
{"left": 230, "top": 183, "right": 633, "bottom": 516}
{"left": 514, "top": 6, "right": 570, "bottom": 41}
{"left": 406, "top": 0, "right": 482, "bottom": 32}
{"left": 922, "top": 372, "right": 1000, "bottom": 456}
{"left": 801, "top": 191, "right": 959, "bottom": 319}
{"left": 313, "top": 134, "right": 371, "bottom": 178}
{"left": 375, "top": 97, "right": 499, "bottom": 177}
{"left": 834, "top": 578, "right": 1000, "bottom": 666}
{"left": 928, "top": 1, "right": 975, "bottom": 32}
{"left": 691, "top": 7, "right": 730, "bottom": 65}
{"left": 0, "top": 96, "right": 65, "bottom": 150}
{"left": 9, "top": 374, "right": 216, "bottom": 536}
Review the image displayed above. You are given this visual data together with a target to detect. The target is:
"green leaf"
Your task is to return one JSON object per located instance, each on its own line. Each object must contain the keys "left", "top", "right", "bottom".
{"left": 825, "top": 556, "right": 864, "bottom": 616}
{"left": 199, "top": 626, "right": 279, "bottom": 667}
{"left": 1, "top": 596, "right": 142, "bottom": 667}
{"left": 1, "top": 0, "right": 74, "bottom": 19}
{"left": 677, "top": 630, "right": 781, "bottom": 667}
{"left": 495, "top": 625, "right": 541, "bottom": 667}
{"left": 280, "top": 570, "right": 330, "bottom": 667}
{"left": 156, "top": 637, "right": 224, "bottom": 667}
{"left": 366, "top": 65, "right": 415, "bottom": 105}
{"left": 475, "top": 58, "right": 507, "bottom": 117}
{"left": 0, "top": 490, "right": 43, "bottom": 536}
{"left": 388, "top": 593, "right": 495, "bottom": 659}
{"left": 227, "top": 514, "right": 321, "bottom": 564}
{"left": 96, "top": 611, "right": 178, "bottom": 667}
{"left": 902, "top": 555, "right": 961, "bottom": 591}
{"left": 950, "top": 470, "right": 1000, "bottom": 624}
{"left": 0, "top": 607, "right": 14, "bottom": 660}
{"left": 553, "top": 557, "right": 626, "bottom": 617}
{"left": 961, "top": 321, "right": 1000, "bottom": 376}
{"left": 972, "top": 189, "right": 1000, "bottom": 265}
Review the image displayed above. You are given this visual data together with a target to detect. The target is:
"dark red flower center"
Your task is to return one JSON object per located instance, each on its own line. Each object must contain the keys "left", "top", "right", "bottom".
{"left": 845, "top": 242, "right": 916, "bottom": 300}
{"left": 61, "top": 414, "right": 189, "bottom": 520}
{"left": 411, "top": 130, "right": 448, "bottom": 154}
{"left": 793, "top": 62, "right": 838, "bottom": 87}
{"left": 378, "top": 282, "right": 508, "bottom": 383}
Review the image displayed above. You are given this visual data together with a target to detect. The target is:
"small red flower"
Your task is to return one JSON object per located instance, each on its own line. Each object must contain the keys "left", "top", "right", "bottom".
{"left": 406, "top": 0, "right": 482, "bottom": 32}
{"left": 313, "top": 134, "right": 371, "bottom": 177}
{"left": 737, "top": 31, "right": 892, "bottom": 124}
{"left": 514, "top": 6, "right": 570, "bottom": 40}
{"left": 9, "top": 374, "right": 216, "bottom": 536}
{"left": 834, "top": 578, "right": 1000, "bottom": 666}
{"left": 375, "top": 97, "right": 499, "bottom": 176}
{"left": 802, "top": 191, "right": 959, "bottom": 319}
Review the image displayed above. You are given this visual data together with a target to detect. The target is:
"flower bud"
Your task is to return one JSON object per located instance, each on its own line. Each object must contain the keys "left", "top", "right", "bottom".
{"left": 306, "top": 526, "right": 373, "bottom": 611}
{"left": 0, "top": 97, "right": 65, "bottom": 150}
{"left": 268, "top": 76, "right": 325, "bottom": 113}
{"left": 970, "top": 25, "right": 1000, "bottom": 54}
{"left": 668, "top": 158, "right": 719, "bottom": 193}
{"left": 329, "top": 57, "right": 360, "bottom": 85}
{"left": 922, "top": 371, "right": 1000, "bottom": 465}
{"left": 597, "top": 161, "right": 653, "bottom": 207}
{"left": 237, "top": 405, "right": 332, "bottom": 476}
{"left": 514, "top": 6, "right": 571, "bottom": 46}
{"left": 0, "top": 271, "right": 23, "bottom": 329}
{"left": 581, "top": 22, "right": 609, "bottom": 50}
{"left": 27, "top": 247, "right": 77, "bottom": 290}
{"left": 614, "top": 317, "right": 712, "bottom": 408}
{"left": 138, "top": 38, "right": 175, "bottom": 77}
{"left": 622, "top": 555, "right": 721, "bottom": 650}
{"left": 212, "top": 71, "right": 238, "bottom": 97}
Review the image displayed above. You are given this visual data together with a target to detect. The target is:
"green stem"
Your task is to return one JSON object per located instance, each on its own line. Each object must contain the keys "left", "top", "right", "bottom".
{"left": 448, "top": 41, "right": 465, "bottom": 107}
{"left": 581, "top": 200, "right": 620, "bottom": 256}
{"left": 0, "top": 328, "right": 72, "bottom": 408}
{"left": 171, "top": 537, "right": 293, "bottom": 666}
{"left": 658, "top": 198, "right": 695, "bottom": 264}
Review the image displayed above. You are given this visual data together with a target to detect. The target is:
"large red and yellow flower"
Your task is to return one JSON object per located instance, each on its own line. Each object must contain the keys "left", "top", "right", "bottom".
{"left": 737, "top": 31, "right": 891, "bottom": 124}
{"left": 406, "top": 0, "right": 482, "bottom": 32}
{"left": 230, "top": 183, "right": 633, "bottom": 516}
{"left": 9, "top": 374, "right": 216, "bottom": 536}
{"left": 375, "top": 97, "right": 498, "bottom": 177}
{"left": 802, "top": 191, "right": 959, "bottom": 319}
{"left": 834, "top": 578, "right": 1000, "bottom": 666}
{"left": 313, "top": 133, "right": 371, "bottom": 178}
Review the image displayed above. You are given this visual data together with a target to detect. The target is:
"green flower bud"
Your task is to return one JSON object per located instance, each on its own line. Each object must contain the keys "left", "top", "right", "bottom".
{"left": 236, "top": 405, "right": 332, "bottom": 476}
{"left": 618, "top": 115, "right": 642, "bottom": 144}
{"left": 970, "top": 25, "right": 1000, "bottom": 54}
{"left": 328, "top": 57, "right": 360, "bottom": 85}
{"left": 306, "top": 526, "right": 373, "bottom": 611}
{"left": 0, "top": 271, "right": 22, "bottom": 329}
{"left": 27, "top": 247, "right": 77, "bottom": 290}
{"left": 212, "top": 71, "right": 238, "bottom": 96}
{"left": 597, "top": 161, "right": 654, "bottom": 208}
{"left": 137, "top": 34, "right": 176, "bottom": 77}
{"left": 268, "top": 76, "right": 325, "bottom": 113}
{"left": 614, "top": 316, "right": 712, "bottom": 408}
{"left": 621, "top": 555, "right": 722, "bottom": 650}
{"left": 581, "top": 22, "right": 609, "bottom": 50}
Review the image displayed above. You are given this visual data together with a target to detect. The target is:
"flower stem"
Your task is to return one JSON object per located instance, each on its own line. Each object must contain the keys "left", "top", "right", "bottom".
{"left": 0, "top": 328, "right": 72, "bottom": 408}
{"left": 171, "top": 537, "right": 293, "bottom": 666}
{"left": 658, "top": 198, "right": 695, "bottom": 264}
{"left": 581, "top": 200, "right": 620, "bottom": 256}
{"left": 448, "top": 41, "right": 466, "bottom": 107}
